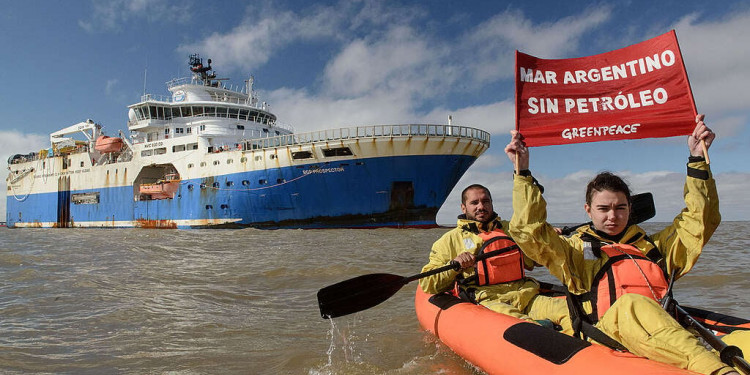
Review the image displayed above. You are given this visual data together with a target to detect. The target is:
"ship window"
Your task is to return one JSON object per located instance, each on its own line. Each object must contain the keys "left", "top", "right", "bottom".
{"left": 226, "top": 181, "right": 234, "bottom": 187}
{"left": 275, "top": 131, "right": 280, "bottom": 135}
{"left": 200, "top": 162, "right": 206, "bottom": 167}
{"left": 165, "top": 128, "right": 170, "bottom": 134}
{"left": 135, "top": 107, "right": 145, "bottom": 120}
{"left": 262, "top": 128, "right": 269, "bottom": 134}
{"left": 141, "top": 150, "right": 153, "bottom": 157}
{"left": 217, "top": 107, "right": 228, "bottom": 118}
{"left": 259, "top": 179, "right": 267, "bottom": 184}
{"left": 213, "top": 160, "right": 220, "bottom": 165}
{"left": 242, "top": 180, "right": 250, "bottom": 186}
{"left": 356, "top": 162, "right": 365, "bottom": 166}
{"left": 149, "top": 106, "right": 157, "bottom": 119}
{"left": 192, "top": 106, "right": 203, "bottom": 116}
{"left": 227, "top": 159, "right": 233, "bottom": 164}
{"left": 200, "top": 183, "right": 206, "bottom": 189}
{"left": 172, "top": 107, "right": 181, "bottom": 118}
{"left": 187, "top": 163, "right": 194, "bottom": 168}
{"left": 220, "top": 204, "right": 229, "bottom": 209}
{"left": 229, "top": 108, "right": 239, "bottom": 119}
{"left": 269, "top": 154, "right": 276, "bottom": 159}
{"left": 186, "top": 127, "right": 192, "bottom": 134}
{"left": 182, "top": 106, "right": 191, "bottom": 116}
{"left": 292, "top": 151, "right": 313, "bottom": 160}
{"left": 187, "top": 184, "right": 194, "bottom": 191}
{"left": 239, "top": 109, "right": 249, "bottom": 120}
{"left": 200, "top": 125, "right": 206, "bottom": 131}
{"left": 187, "top": 143, "right": 198, "bottom": 150}
{"left": 240, "top": 157, "right": 247, "bottom": 163}
{"left": 154, "top": 147, "right": 167, "bottom": 155}
{"left": 323, "top": 147, "right": 353, "bottom": 157}
{"left": 173, "top": 144, "right": 186, "bottom": 152}
{"left": 205, "top": 107, "right": 216, "bottom": 117}
{"left": 206, "top": 205, "right": 212, "bottom": 209}
{"left": 175, "top": 128, "right": 184, "bottom": 134}
{"left": 213, "top": 182, "right": 220, "bottom": 188}
{"left": 277, "top": 178, "right": 285, "bottom": 184}
{"left": 254, "top": 156, "right": 262, "bottom": 161}
{"left": 80, "top": 161, "right": 85, "bottom": 167}
{"left": 237, "top": 125, "right": 245, "bottom": 130}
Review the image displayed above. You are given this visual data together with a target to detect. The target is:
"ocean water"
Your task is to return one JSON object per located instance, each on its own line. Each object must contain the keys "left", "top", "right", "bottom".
{"left": 0, "top": 221, "right": 748, "bottom": 374}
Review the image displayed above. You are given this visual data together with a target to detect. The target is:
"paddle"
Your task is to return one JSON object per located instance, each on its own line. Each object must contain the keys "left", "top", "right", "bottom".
{"left": 674, "top": 303, "right": 750, "bottom": 373}
{"left": 317, "top": 246, "right": 517, "bottom": 319}
{"left": 318, "top": 192, "right": 655, "bottom": 319}
{"left": 559, "top": 192, "right": 655, "bottom": 236}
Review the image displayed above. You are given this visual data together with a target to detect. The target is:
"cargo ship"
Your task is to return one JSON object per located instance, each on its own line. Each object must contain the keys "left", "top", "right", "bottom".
{"left": 6, "top": 55, "right": 490, "bottom": 228}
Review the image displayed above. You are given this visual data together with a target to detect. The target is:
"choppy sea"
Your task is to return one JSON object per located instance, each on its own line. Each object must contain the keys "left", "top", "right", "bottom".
{"left": 1, "top": 221, "right": 747, "bottom": 374}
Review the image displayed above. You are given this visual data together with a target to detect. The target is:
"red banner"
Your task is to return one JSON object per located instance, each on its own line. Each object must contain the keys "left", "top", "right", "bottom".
{"left": 515, "top": 30, "right": 697, "bottom": 147}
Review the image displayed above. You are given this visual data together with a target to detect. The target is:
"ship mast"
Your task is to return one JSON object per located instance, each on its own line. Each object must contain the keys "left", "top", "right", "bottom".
{"left": 189, "top": 54, "right": 216, "bottom": 86}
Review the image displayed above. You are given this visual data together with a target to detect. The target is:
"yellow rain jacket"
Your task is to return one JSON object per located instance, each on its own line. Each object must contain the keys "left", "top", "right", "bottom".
{"left": 508, "top": 160, "right": 736, "bottom": 375}
{"left": 419, "top": 215, "right": 571, "bottom": 332}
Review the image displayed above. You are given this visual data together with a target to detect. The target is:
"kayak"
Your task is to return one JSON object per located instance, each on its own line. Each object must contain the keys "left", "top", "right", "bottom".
{"left": 415, "top": 287, "right": 750, "bottom": 375}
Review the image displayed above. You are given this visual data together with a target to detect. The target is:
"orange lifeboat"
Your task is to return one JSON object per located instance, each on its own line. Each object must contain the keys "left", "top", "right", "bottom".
{"left": 95, "top": 135, "right": 123, "bottom": 153}
{"left": 414, "top": 287, "right": 744, "bottom": 375}
{"left": 139, "top": 173, "right": 181, "bottom": 199}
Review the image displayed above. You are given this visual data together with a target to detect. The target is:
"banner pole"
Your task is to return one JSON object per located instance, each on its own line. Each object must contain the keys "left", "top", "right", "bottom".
{"left": 673, "top": 30, "right": 710, "bottom": 164}
{"left": 514, "top": 50, "right": 520, "bottom": 174}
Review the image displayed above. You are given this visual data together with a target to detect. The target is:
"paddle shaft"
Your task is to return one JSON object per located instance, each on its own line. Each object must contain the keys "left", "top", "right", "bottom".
{"left": 675, "top": 304, "right": 750, "bottom": 373}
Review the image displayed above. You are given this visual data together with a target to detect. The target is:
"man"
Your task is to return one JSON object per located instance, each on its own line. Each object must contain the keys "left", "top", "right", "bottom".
{"left": 418, "top": 184, "right": 571, "bottom": 332}
{"left": 505, "top": 114, "right": 740, "bottom": 375}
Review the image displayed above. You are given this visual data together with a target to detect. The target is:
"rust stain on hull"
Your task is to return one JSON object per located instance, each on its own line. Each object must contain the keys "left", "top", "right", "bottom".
{"left": 135, "top": 219, "right": 178, "bottom": 229}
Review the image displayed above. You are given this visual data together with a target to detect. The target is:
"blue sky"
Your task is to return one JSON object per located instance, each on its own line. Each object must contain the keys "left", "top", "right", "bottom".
{"left": 2, "top": 0, "right": 749, "bottom": 224}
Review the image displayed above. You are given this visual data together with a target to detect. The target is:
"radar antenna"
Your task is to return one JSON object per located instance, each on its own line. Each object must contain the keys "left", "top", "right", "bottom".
{"left": 188, "top": 54, "right": 216, "bottom": 84}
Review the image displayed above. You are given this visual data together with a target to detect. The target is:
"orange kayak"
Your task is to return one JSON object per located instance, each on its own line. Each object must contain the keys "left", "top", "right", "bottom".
{"left": 415, "top": 287, "right": 749, "bottom": 374}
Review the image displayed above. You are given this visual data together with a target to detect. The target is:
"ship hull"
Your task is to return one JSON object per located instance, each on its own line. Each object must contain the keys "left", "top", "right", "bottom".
{"left": 7, "top": 153, "right": 477, "bottom": 229}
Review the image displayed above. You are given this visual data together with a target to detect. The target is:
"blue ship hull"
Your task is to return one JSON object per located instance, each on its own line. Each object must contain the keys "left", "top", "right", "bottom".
{"left": 6, "top": 154, "right": 476, "bottom": 229}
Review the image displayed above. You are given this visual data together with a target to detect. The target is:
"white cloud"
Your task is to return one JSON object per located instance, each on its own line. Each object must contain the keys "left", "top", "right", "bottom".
{"left": 179, "top": 2, "right": 610, "bottom": 135}
{"left": 322, "top": 25, "right": 444, "bottom": 98}
{"left": 671, "top": 9, "right": 750, "bottom": 136}
{"left": 1, "top": 131, "right": 48, "bottom": 219}
{"left": 177, "top": 4, "right": 344, "bottom": 73}
{"left": 79, "top": 0, "right": 192, "bottom": 32}
{"left": 461, "top": 6, "right": 612, "bottom": 83}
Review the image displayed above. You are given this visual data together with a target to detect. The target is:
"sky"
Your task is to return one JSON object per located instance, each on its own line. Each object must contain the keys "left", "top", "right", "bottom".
{"left": 1, "top": 0, "right": 749, "bottom": 225}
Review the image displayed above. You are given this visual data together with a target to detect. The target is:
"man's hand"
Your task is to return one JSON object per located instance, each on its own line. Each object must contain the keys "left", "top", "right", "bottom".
{"left": 453, "top": 252, "right": 476, "bottom": 270}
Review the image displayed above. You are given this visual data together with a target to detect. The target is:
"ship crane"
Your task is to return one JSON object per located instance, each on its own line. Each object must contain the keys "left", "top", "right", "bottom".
{"left": 49, "top": 119, "right": 102, "bottom": 147}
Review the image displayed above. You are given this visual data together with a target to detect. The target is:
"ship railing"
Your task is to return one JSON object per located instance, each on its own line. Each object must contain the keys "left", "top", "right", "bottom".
{"left": 139, "top": 92, "right": 269, "bottom": 109}
{"left": 243, "top": 124, "right": 490, "bottom": 150}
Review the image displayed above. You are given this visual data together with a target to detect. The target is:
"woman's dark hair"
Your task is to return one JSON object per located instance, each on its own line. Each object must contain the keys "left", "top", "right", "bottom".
{"left": 585, "top": 172, "right": 631, "bottom": 205}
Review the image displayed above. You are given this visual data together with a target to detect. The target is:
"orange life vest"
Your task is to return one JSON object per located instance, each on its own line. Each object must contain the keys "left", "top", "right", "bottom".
{"left": 585, "top": 242, "right": 669, "bottom": 320}
{"left": 472, "top": 229, "right": 526, "bottom": 286}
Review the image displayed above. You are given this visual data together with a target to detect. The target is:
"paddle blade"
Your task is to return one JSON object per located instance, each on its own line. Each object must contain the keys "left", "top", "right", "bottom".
{"left": 317, "top": 273, "right": 408, "bottom": 319}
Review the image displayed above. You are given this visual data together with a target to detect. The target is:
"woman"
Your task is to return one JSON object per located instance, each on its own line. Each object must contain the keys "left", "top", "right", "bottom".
{"left": 505, "top": 115, "right": 740, "bottom": 375}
